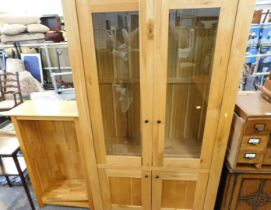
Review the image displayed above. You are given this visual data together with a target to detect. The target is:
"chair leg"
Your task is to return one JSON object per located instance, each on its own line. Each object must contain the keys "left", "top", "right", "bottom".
{"left": 12, "top": 155, "right": 35, "bottom": 210}
{"left": 5, "top": 176, "right": 12, "bottom": 187}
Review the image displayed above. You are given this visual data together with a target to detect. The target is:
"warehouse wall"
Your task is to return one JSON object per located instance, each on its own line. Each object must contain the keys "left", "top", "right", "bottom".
{"left": 0, "top": 0, "right": 63, "bottom": 16}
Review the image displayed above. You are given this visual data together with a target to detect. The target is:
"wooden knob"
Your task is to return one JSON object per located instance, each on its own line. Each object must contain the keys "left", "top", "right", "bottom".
{"left": 156, "top": 175, "right": 159, "bottom": 179}
{"left": 145, "top": 175, "right": 149, "bottom": 178}
{"left": 255, "top": 164, "right": 262, "bottom": 169}
{"left": 145, "top": 120, "right": 149, "bottom": 123}
{"left": 157, "top": 120, "right": 161, "bottom": 124}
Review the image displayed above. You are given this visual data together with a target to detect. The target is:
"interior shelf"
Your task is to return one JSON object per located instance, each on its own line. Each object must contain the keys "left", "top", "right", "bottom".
{"left": 165, "top": 139, "right": 202, "bottom": 159}
{"left": 105, "top": 137, "right": 202, "bottom": 158}
{"left": 99, "top": 78, "right": 140, "bottom": 84}
{"left": 106, "top": 138, "right": 141, "bottom": 156}
{"left": 167, "top": 75, "right": 210, "bottom": 84}
{"left": 42, "top": 179, "right": 88, "bottom": 205}
{"left": 98, "top": 75, "right": 210, "bottom": 84}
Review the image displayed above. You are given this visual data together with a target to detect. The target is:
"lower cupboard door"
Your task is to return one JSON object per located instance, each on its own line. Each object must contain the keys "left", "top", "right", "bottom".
{"left": 98, "top": 168, "right": 151, "bottom": 210}
{"left": 152, "top": 171, "right": 209, "bottom": 210}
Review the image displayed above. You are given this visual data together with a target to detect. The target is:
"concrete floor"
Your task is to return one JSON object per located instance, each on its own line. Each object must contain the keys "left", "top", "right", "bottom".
{"left": 0, "top": 184, "right": 87, "bottom": 210}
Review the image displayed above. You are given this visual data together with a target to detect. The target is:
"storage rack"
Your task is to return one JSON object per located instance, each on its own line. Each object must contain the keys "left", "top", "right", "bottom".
{"left": 0, "top": 42, "right": 73, "bottom": 93}
{"left": 243, "top": 0, "right": 271, "bottom": 89}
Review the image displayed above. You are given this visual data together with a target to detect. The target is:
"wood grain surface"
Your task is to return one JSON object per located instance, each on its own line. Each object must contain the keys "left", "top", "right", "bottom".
{"left": 6, "top": 101, "right": 78, "bottom": 118}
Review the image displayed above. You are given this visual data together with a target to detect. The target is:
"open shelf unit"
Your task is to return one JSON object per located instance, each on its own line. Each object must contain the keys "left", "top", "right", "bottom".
{"left": 18, "top": 119, "right": 88, "bottom": 207}
{"left": 8, "top": 101, "right": 90, "bottom": 208}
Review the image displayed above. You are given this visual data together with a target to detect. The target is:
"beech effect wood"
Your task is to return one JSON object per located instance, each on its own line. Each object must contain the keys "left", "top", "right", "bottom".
{"left": 9, "top": 0, "right": 255, "bottom": 209}
{"left": 11, "top": 116, "right": 89, "bottom": 208}
{"left": 6, "top": 101, "right": 78, "bottom": 118}
{"left": 62, "top": 0, "right": 105, "bottom": 209}
{"left": 204, "top": 0, "right": 256, "bottom": 209}
{"left": 60, "top": 0, "right": 255, "bottom": 210}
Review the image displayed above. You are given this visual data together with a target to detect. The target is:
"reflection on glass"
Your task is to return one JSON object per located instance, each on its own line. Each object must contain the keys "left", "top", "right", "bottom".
{"left": 165, "top": 9, "right": 220, "bottom": 158}
{"left": 92, "top": 12, "right": 140, "bottom": 156}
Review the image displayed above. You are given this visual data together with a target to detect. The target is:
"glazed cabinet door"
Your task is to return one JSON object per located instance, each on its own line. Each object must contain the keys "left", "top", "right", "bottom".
{"left": 76, "top": 0, "right": 153, "bottom": 168}
{"left": 152, "top": 0, "right": 239, "bottom": 169}
{"left": 75, "top": 0, "right": 153, "bottom": 210}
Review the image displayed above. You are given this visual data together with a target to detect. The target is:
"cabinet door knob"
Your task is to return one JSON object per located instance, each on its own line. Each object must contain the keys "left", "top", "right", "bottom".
{"left": 145, "top": 175, "right": 149, "bottom": 178}
{"left": 156, "top": 175, "right": 160, "bottom": 179}
{"left": 157, "top": 120, "right": 161, "bottom": 124}
{"left": 144, "top": 120, "right": 149, "bottom": 123}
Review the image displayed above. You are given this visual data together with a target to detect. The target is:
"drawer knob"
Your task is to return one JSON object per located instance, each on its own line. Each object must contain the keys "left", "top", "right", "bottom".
{"left": 254, "top": 124, "right": 266, "bottom": 132}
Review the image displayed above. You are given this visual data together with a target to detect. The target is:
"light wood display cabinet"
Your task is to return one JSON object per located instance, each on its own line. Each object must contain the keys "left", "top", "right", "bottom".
{"left": 60, "top": 0, "right": 256, "bottom": 210}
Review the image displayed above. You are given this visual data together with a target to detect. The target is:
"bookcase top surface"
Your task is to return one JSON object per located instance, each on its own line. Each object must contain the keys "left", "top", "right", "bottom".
{"left": 6, "top": 100, "right": 78, "bottom": 118}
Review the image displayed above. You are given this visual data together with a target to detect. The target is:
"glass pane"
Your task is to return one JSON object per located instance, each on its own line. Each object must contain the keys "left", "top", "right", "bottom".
{"left": 92, "top": 12, "right": 140, "bottom": 156}
{"left": 165, "top": 9, "right": 220, "bottom": 158}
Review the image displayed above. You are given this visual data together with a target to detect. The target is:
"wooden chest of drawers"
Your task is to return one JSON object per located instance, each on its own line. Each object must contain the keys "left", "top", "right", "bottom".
{"left": 217, "top": 92, "right": 271, "bottom": 210}
{"left": 227, "top": 92, "right": 271, "bottom": 170}
{"left": 216, "top": 165, "right": 271, "bottom": 210}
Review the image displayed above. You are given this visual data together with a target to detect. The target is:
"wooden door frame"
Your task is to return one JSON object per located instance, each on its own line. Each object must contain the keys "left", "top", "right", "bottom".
{"left": 152, "top": 0, "right": 240, "bottom": 169}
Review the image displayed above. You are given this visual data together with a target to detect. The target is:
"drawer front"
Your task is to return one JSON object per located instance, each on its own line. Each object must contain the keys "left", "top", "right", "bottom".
{"left": 245, "top": 119, "right": 271, "bottom": 134}
{"left": 237, "top": 150, "right": 263, "bottom": 164}
{"left": 241, "top": 135, "right": 269, "bottom": 150}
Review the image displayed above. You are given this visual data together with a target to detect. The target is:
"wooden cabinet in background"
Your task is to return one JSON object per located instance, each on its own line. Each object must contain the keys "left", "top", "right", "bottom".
{"left": 216, "top": 164, "right": 271, "bottom": 210}
{"left": 227, "top": 92, "right": 271, "bottom": 170}
{"left": 217, "top": 92, "right": 271, "bottom": 210}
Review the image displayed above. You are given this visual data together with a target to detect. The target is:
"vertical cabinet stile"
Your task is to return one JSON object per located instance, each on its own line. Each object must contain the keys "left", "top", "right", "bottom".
{"left": 140, "top": 0, "right": 154, "bottom": 168}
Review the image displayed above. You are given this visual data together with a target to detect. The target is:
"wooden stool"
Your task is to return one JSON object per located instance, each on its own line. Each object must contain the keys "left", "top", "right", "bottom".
{"left": 0, "top": 132, "right": 35, "bottom": 210}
